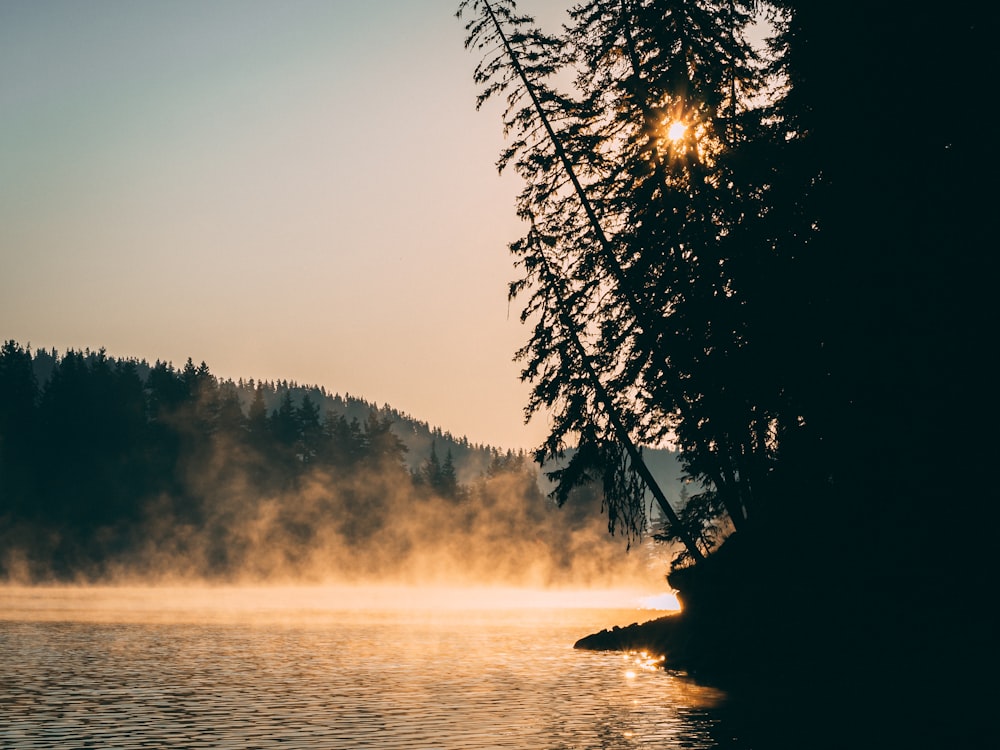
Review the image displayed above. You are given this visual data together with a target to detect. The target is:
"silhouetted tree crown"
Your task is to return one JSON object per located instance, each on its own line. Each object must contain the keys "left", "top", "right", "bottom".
{"left": 458, "top": 0, "right": 986, "bottom": 598}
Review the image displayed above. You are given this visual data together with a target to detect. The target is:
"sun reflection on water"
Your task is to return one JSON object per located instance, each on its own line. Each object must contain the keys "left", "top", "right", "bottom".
{"left": 622, "top": 650, "right": 665, "bottom": 679}
{"left": 0, "top": 583, "right": 732, "bottom": 748}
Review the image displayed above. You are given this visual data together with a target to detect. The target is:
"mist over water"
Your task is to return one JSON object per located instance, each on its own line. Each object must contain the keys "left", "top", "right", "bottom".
{"left": 0, "top": 583, "right": 678, "bottom": 626}
{"left": 0, "top": 586, "right": 716, "bottom": 750}
{"left": 0, "top": 346, "right": 705, "bottom": 746}
{"left": 2, "top": 438, "right": 677, "bottom": 592}
{"left": 0, "top": 345, "right": 689, "bottom": 601}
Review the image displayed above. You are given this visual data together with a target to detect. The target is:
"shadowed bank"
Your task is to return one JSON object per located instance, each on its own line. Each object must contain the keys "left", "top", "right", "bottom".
{"left": 457, "top": 0, "right": 990, "bottom": 745}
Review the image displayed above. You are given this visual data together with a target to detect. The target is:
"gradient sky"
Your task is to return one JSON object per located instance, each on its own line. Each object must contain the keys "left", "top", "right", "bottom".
{"left": 1, "top": 0, "right": 573, "bottom": 450}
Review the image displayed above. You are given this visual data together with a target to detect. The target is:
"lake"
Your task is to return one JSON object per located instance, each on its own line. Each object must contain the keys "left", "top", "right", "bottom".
{"left": 0, "top": 585, "right": 745, "bottom": 749}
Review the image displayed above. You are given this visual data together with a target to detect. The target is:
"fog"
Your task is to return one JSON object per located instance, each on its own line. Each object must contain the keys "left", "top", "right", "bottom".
{"left": 0, "top": 583, "right": 679, "bottom": 627}
{"left": 1, "top": 436, "right": 678, "bottom": 599}
{"left": 0, "top": 348, "right": 686, "bottom": 612}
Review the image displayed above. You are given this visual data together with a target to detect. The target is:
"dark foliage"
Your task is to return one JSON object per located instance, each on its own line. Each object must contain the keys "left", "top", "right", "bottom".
{"left": 0, "top": 343, "right": 652, "bottom": 584}
{"left": 460, "top": 0, "right": 990, "bottom": 716}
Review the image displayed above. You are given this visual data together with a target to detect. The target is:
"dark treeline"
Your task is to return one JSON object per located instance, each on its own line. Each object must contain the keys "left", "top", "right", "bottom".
{"left": 22, "top": 345, "right": 499, "bottom": 483}
{"left": 459, "top": 0, "right": 989, "bottom": 719}
{"left": 0, "top": 342, "right": 650, "bottom": 584}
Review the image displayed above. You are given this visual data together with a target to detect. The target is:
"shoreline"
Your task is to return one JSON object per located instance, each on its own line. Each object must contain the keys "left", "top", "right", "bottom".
{"left": 572, "top": 607, "right": 990, "bottom": 747}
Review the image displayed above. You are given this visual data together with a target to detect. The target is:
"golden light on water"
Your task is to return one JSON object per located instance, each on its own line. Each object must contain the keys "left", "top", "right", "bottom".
{"left": 623, "top": 650, "right": 665, "bottom": 677}
{"left": 0, "top": 584, "right": 682, "bottom": 624}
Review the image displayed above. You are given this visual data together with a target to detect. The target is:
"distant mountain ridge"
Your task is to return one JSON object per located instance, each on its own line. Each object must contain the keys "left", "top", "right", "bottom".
{"left": 26, "top": 346, "right": 500, "bottom": 483}
{"left": 1, "top": 340, "right": 675, "bottom": 585}
{"left": 24, "top": 345, "right": 684, "bottom": 495}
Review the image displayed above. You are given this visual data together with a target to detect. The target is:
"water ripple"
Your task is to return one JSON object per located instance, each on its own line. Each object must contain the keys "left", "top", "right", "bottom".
{"left": 1, "top": 612, "right": 728, "bottom": 749}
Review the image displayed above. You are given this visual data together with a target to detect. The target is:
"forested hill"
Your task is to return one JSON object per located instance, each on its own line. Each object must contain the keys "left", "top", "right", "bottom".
{"left": 0, "top": 341, "right": 674, "bottom": 583}
{"left": 23, "top": 344, "right": 497, "bottom": 483}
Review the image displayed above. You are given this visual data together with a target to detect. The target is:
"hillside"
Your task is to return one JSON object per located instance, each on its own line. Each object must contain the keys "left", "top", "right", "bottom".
{"left": 0, "top": 341, "right": 679, "bottom": 585}
{"left": 23, "top": 344, "right": 685, "bottom": 497}
{"left": 26, "top": 345, "right": 498, "bottom": 483}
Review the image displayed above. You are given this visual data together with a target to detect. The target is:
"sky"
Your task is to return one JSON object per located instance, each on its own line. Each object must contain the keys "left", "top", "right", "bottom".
{"left": 0, "top": 0, "right": 573, "bottom": 450}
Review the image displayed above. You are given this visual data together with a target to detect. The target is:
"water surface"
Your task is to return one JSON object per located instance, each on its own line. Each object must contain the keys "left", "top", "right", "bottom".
{"left": 1, "top": 586, "right": 734, "bottom": 749}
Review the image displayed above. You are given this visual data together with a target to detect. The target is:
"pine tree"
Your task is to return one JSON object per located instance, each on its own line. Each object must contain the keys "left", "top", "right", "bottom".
{"left": 247, "top": 384, "right": 269, "bottom": 439}
{"left": 422, "top": 440, "right": 443, "bottom": 488}
{"left": 459, "top": 0, "right": 770, "bottom": 559}
{"left": 296, "top": 394, "right": 323, "bottom": 462}
{"left": 0, "top": 341, "right": 38, "bottom": 514}
{"left": 438, "top": 448, "right": 459, "bottom": 499}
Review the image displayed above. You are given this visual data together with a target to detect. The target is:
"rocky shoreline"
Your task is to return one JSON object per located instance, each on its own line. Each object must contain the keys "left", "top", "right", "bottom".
{"left": 573, "top": 611, "right": 745, "bottom": 685}
{"left": 573, "top": 613, "right": 682, "bottom": 660}
{"left": 572, "top": 599, "right": 987, "bottom": 748}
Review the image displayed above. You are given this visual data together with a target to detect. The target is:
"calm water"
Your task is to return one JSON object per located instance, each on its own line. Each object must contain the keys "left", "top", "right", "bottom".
{"left": 0, "top": 587, "right": 741, "bottom": 750}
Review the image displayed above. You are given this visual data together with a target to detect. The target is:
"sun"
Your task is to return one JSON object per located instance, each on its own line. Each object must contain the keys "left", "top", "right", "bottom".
{"left": 665, "top": 120, "right": 687, "bottom": 142}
